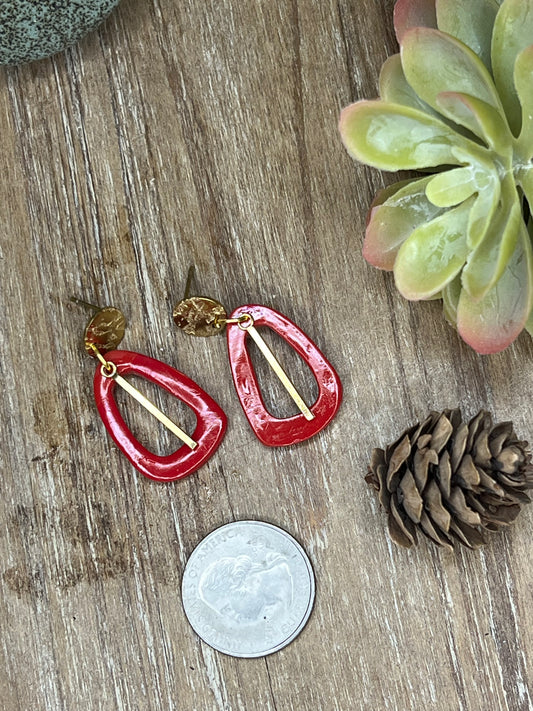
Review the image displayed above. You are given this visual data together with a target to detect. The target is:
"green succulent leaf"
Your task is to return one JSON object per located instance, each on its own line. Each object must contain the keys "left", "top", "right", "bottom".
{"left": 379, "top": 54, "right": 437, "bottom": 116}
{"left": 491, "top": 0, "right": 533, "bottom": 135}
{"left": 435, "top": 0, "right": 499, "bottom": 70}
{"left": 461, "top": 177, "right": 522, "bottom": 299}
{"left": 457, "top": 224, "right": 533, "bottom": 353}
{"left": 364, "top": 176, "right": 444, "bottom": 270}
{"left": 401, "top": 28, "right": 505, "bottom": 117}
{"left": 514, "top": 46, "right": 533, "bottom": 159}
{"left": 380, "top": 57, "right": 484, "bottom": 140}
{"left": 339, "top": 101, "right": 479, "bottom": 171}
{"left": 394, "top": 197, "right": 473, "bottom": 300}
{"left": 518, "top": 167, "right": 533, "bottom": 211}
{"left": 435, "top": 92, "right": 512, "bottom": 153}
{"left": 394, "top": 0, "right": 438, "bottom": 43}
{"left": 426, "top": 165, "right": 492, "bottom": 207}
{"left": 369, "top": 179, "right": 416, "bottom": 206}
{"left": 442, "top": 274, "right": 462, "bottom": 326}
{"left": 467, "top": 179, "right": 501, "bottom": 250}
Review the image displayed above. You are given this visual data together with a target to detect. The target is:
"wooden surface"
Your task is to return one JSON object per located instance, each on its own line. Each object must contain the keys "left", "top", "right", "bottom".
{"left": 1, "top": 1, "right": 533, "bottom": 709}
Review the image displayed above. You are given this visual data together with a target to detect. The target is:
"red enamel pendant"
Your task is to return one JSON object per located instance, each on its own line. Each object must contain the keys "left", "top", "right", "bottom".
{"left": 94, "top": 350, "right": 226, "bottom": 482}
{"left": 226, "top": 305, "right": 342, "bottom": 446}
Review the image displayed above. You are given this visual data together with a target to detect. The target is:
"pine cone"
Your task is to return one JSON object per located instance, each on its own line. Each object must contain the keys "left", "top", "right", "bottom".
{"left": 366, "top": 409, "right": 533, "bottom": 549}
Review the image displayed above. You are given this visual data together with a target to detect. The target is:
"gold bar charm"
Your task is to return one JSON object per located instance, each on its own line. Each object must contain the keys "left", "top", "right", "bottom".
{"left": 244, "top": 322, "right": 315, "bottom": 421}
{"left": 114, "top": 373, "right": 198, "bottom": 449}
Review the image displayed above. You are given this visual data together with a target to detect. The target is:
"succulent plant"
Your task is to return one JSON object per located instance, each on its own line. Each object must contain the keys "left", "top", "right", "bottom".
{"left": 339, "top": 0, "right": 533, "bottom": 354}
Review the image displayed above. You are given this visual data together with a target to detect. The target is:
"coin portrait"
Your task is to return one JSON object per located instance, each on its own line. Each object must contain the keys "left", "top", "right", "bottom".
{"left": 182, "top": 521, "right": 315, "bottom": 658}
{"left": 199, "top": 552, "right": 294, "bottom": 624}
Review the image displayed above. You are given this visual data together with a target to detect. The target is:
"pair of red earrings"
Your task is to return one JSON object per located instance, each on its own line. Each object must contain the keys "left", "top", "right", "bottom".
{"left": 76, "top": 276, "right": 342, "bottom": 483}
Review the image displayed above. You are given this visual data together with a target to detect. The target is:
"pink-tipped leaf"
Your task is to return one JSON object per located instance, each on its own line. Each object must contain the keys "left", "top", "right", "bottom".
{"left": 364, "top": 176, "right": 443, "bottom": 270}
{"left": 394, "top": 0, "right": 437, "bottom": 43}
{"left": 457, "top": 225, "right": 533, "bottom": 354}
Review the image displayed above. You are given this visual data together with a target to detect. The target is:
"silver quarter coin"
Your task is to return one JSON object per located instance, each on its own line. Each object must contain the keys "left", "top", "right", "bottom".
{"left": 182, "top": 520, "right": 315, "bottom": 658}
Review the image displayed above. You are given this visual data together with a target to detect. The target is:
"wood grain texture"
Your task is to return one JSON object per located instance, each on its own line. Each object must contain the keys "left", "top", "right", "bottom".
{"left": 1, "top": 1, "right": 533, "bottom": 709}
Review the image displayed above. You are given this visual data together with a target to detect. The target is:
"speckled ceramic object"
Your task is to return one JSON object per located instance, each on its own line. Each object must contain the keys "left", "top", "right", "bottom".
{"left": 0, "top": 0, "right": 121, "bottom": 65}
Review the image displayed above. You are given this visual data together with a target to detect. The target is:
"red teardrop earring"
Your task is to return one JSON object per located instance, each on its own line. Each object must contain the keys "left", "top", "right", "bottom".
{"left": 74, "top": 299, "right": 226, "bottom": 482}
{"left": 172, "top": 269, "right": 342, "bottom": 447}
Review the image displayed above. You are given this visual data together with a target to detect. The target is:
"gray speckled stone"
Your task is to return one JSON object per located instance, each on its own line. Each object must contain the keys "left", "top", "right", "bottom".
{"left": 0, "top": 0, "right": 121, "bottom": 65}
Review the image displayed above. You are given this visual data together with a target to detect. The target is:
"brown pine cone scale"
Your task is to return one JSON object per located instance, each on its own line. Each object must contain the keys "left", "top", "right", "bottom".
{"left": 366, "top": 409, "right": 533, "bottom": 549}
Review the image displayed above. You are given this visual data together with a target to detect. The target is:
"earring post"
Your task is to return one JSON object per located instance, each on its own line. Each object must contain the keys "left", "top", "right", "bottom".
{"left": 183, "top": 265, "right": 196, "bottom": 301}
{"left": 70, "top": 297, "right": 101, "bottom": 312}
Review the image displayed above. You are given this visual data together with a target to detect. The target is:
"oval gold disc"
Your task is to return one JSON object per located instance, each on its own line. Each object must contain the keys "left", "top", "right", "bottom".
{"left": 84, "top": 306, "right": 126, "bottom": 355}
{"left": 172, "top": 297, "right": 226, "bottom": 337}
